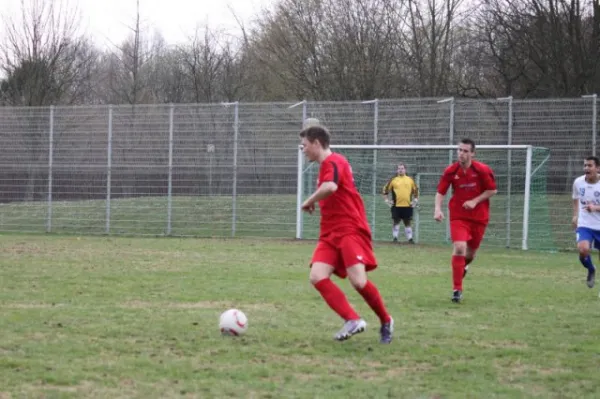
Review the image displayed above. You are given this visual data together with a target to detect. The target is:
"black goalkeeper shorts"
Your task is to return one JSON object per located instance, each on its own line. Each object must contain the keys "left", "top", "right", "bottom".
{"left": 391, "top": 206, "right": 413, "bottom": 223}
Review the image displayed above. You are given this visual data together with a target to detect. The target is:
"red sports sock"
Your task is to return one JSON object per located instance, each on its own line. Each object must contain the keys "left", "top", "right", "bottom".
{"left": 314, "top": 278, "right": 360, "bottom": 321}
{"left": 357, "top": 281, "right": 391, "bottom": 324}
{"left": 452, "top": 255, "right": 466, "bottom": 290}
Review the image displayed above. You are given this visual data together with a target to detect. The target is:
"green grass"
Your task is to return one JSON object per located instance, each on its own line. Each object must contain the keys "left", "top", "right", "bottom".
{"left": 1, "top": 234, "right": 599, "bottom": 398}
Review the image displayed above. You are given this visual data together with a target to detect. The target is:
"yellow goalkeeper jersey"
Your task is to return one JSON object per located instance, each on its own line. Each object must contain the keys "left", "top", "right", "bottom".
{"left": 383, "top": 175, "right": 419, "bottom": 207}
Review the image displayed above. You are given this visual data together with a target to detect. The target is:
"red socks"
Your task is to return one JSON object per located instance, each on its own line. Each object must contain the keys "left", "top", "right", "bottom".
{"left": 357, "top": 281, "right": 391, "bottom": 324}
{"left": 314, "top": 279, "right": 360, "bottom": 320}
{"left": 452, "top": 255, "right": 466, "bottom": 290}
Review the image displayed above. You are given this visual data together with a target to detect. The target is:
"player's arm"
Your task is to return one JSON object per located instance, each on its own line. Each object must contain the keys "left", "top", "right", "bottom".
{"left": 434, "top": 172, "right": 452, "bottom": 221}
{"left": 572, "top": 180, "right": 581, "bottom": 229}
{"left": 572, "top": 198, "right": 579, "bottom": 229}
{"left": 412, "top": 180, "right": 419, "bottom": 200}
{"left": 463, "top": 166, "right": 498, "bottom": 209}
{"left": 477, "top": 166, "right": 498, "bottom": 202}
{"left": 302, "top": 160, "right": 340, "bottom": 213}
{"left": 382, "top": 179, "right": 392, "bottom": 205}
{"left": 302, "top": 182, "right": 338, "bottom": 213}
{"left": 434, "top": 193, "right": 445, "bottom": 221}
{"left": 411, "top": 179, "right": 419, "bottom": 207}
{"left": 466, "top": 188, "right": 498, "bottom": 207}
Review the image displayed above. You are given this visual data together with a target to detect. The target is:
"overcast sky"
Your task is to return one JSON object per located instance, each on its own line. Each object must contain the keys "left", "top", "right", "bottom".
{"left": 1, "top": 0, "right": 276, "bottom": 48}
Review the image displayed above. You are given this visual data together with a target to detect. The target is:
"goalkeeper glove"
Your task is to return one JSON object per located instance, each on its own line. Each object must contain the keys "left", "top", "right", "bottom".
{"left": 411, "top": 198, "right": 419, "bottom": 208}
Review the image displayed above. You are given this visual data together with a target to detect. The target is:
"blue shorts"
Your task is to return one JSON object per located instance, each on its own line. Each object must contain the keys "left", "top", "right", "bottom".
{"left": 576, "top": 227, "right": 600, "bottom": 250}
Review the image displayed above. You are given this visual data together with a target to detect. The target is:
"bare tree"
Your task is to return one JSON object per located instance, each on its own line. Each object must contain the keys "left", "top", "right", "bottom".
{"left": 477, "top": 0, "right": 600, "bottom": 97}
{"left": 398, "top": 0, "right": 466, "bottom": 96}
{"left": 178, "top": 26, "right": 227, "bottom": 103}
{"left": 0, "top": 0, "right": 96, "bottom": 106}
{"left": 0, "top": 0, "right": 98, "bottom": 200}
{"left": 104, "top": 0, "right": 155, "bottom": 105}
{"left": 248, "top": 0, "right": 407, "bottom": 100}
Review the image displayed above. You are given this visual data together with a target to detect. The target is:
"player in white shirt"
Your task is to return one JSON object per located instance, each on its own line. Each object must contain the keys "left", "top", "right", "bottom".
{"left": 572, "top": 156, "right": 600, "bottom": 288}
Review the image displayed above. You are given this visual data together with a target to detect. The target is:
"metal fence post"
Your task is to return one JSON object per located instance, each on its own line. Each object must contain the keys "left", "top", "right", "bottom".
{"left": 522, "top": 145, "right": 533, "bottom": 250}
{"left": 105, "top": 105, "right": 113, "bottom": 234}
{"left": 582, "top": 94, "right": 598, "bottom": 156}
{"left": 362, "top": 99, "right": 379, "bottom": 236}
{"left": 498, "top": 96, "right": 513, "bottom": 247}
{"left": 222, "top": 102, "right": 240, "bottom": 237}
{"left": 46, "top": 106, "right": 54, "bottom": 233}
{"left": 438, "top": 97, "right": 454, "bottom": 242}
{"left": 167, "top": 104, "right": 174, "bottom": 236}
{"left": 289, "top": 100, "right": 307, "bottom": 239}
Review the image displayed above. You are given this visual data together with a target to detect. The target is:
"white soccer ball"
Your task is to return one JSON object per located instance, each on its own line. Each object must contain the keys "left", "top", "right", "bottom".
{"left": 219, "top": 309, "right": 248, "bottom": 336}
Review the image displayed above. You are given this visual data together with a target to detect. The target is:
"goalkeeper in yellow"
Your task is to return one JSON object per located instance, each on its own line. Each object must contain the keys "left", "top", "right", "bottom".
{"left": 382, "top": 163, "right": 419, "bottom": 243}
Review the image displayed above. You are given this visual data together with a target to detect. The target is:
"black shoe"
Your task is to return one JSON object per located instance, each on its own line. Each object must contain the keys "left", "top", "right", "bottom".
{"left": 380, "top": 317, "right": 394, "bottom": 344}
{"left": 451, "top": 290, "right": 463, "bottom": 303}
{"left": 408, "top": 238, "right": 414, "bottom": 244}
{"left": 587, "top": 269, "right": 596, "bottom": 288}
{"left": 392, "top": 237, "right": 398, "bottom": 243}
{"left": 463, "top": 265, "right": 469, "bottom": 278}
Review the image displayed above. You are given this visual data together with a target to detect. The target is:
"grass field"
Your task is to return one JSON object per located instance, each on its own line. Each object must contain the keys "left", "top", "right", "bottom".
{"left": 1, "top": 234, "right": 599, "bottom": 398}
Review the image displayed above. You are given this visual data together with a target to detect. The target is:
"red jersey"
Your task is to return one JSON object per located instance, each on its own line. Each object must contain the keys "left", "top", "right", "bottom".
{"left": 317, "top": 153, "right": 371, "bottom": 239}
{"left": 437, "top": 160, "right": 497, "bottom": 225}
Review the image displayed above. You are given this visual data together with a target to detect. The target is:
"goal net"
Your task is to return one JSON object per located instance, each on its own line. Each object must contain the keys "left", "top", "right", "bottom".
{"left": 296, "top": 145, "right": 551, "bottom": 250}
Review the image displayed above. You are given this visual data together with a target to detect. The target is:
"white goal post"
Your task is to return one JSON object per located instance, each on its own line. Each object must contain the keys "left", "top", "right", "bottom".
{"left": 296, "top": 144, "right": 549, "bottom": 250}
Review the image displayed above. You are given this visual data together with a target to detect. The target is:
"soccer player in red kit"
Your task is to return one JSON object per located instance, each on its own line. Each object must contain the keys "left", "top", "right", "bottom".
{"left": 299, "top": 120, "right": 393, "bottom": 344}
{"left": 434, "top": 138, "right": 498, "bottom": 303}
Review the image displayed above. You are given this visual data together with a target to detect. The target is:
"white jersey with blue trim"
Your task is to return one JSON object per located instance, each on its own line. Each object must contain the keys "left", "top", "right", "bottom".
{"left": 572, "top": 175, "right": 600, "bottom": 230}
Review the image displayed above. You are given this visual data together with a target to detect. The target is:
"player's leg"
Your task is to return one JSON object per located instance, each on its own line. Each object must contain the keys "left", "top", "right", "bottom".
{"left": 464, "top": 223, "right": 486, "bottom": 278}
{"left": 575, "top": 227, "right": 596, "bottom": 288}
{"left": 342, "top": 235, "right": 394, "bottom": 343}
{"left": 391, "top": 207, "right": 401, "bottom": 242}
{"left": 463, "top": 247, "right": 477, "bottom": 278}
{"left": 310, "top": 242, "right": 362, "bottom": 322}
{"left": 401, "top": 207, "right": 414, "bottom": 243}
{"left": 450, "top": 220, "right": 470, "bottom": 302}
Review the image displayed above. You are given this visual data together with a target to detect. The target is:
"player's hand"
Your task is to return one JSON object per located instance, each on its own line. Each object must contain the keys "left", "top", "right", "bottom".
{"left": 434, "top": 209, "right": 444, "bottom": 222}
{"left": 302, "top": 201, "right": 315, "bottom": 214}
{"left": 584, "top": 203, "right": 596, "bottom": 212}
{"left": 384, "top": 199, "right": 392, "bottom": 208}
{"left": 463, "top": 200, "right": 477, "bottom": 210}
{"left": 411, "top": 198, "right": 419, "bottom": 208}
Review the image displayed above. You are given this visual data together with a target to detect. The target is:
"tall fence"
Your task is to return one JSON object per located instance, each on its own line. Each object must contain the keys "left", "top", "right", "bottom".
{"left": 0, "top": 97, "right": 596, "bottom": 249}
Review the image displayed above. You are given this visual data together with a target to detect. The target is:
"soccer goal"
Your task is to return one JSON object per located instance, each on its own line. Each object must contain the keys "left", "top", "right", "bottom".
{"left": 296, "top": 145, "right": 551, "bottom": 250}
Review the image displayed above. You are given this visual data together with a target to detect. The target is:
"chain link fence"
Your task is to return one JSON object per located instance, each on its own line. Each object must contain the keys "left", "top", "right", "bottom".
{"left": 0, "top": 97, "right": 596, "bottom": 250}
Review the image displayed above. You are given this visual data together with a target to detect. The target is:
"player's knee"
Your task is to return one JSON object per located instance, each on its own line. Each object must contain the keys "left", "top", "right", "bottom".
{"left": 309, "top": 264, "right": 331, "bottom": 285}
{"left": 347, "top": 264, "right": 367, "bottom": 290}
{"left": 349, "top": 274, "right": 367, "bottom": 290}
{"left": 453, "top": 243, "right": 467, "bottom": 256}
{"left": 577, "top": 243, "right": 591, "bottom": 257}
{"left": 309, "top": 270, "right": 328, "bottom": 285}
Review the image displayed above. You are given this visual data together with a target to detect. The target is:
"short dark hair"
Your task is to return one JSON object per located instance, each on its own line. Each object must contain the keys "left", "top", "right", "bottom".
{"left": 299, "top": 126, "right": 331, "bottom": 149}
{"left": 585, "top": 156, "right": 600, "bottom": 166}
{"left": 460, "top": 138, "right": 476, "bottom": 152}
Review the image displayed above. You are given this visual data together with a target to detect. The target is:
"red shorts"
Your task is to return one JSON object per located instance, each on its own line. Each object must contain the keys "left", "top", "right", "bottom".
{"left": 450, "top": 219, "right": 488, "bottom": 250}
{"left": 311, "top": 233, "right": 378, "bottom": 278}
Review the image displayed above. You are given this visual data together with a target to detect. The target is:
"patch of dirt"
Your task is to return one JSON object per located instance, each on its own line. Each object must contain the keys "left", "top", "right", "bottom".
{"left": 119, "top": 300, "right": 279, "bottom": 310}
{"left": 1, "top": 303, "right": 64, "bottom": 309}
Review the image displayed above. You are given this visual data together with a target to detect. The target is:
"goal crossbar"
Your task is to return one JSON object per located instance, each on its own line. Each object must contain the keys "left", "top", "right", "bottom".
{"left": 296, "top": 144, "right": 536, "bottom": 250}
{"left": 328, "top": 144, "right": 532, "bottom": 150}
